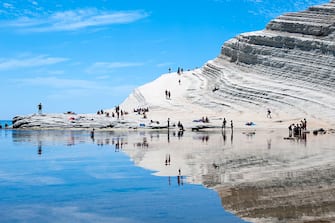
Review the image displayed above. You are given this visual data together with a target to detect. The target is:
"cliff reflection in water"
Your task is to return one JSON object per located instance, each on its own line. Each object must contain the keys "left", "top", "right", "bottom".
{"left": 11, "top": 129, "right": 335, "bottom": 223}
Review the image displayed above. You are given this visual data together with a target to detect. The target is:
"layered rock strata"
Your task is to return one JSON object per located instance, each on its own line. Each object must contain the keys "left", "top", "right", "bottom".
{"left": 188, "top": 0, "right": 335, "bottom": 125}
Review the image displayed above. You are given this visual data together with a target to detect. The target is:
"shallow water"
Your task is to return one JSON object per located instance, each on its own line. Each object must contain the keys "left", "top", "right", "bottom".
{"left": 0, "top": 129, "right": 247, "bottom": 223}
{"left": 0, "top": 128, "right": 334, "bottom": 223}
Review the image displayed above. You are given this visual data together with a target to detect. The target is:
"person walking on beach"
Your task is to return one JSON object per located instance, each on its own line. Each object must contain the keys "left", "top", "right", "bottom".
{"left": 288, "top": 124, "right": 293, "bottom": 137}
{"left": 222, "top": 118, "right": 227, "bottom": 129}
{"left": 304, "top": 118, "right": 307, "bottom": 130}
{"left": 267, "top": 108, "right": 272, "bottom": 118}
{"left": 38, "top": 103, "right": 42, "bottom": 115}
{"left": 230, "top": 120, "right": 233, "bottom": 129}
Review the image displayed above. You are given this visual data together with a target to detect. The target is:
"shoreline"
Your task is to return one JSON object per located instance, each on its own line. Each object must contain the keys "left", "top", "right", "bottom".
{"left": 4, "top": 124, "right": 334, "bottom": 135}
{"left": 8, "top": 112, "right": 333, "bottom": 133}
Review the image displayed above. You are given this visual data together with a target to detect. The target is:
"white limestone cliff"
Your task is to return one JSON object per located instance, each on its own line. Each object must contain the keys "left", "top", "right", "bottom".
{"left": 121, "top": 0, "right": 335, "bottom": 129}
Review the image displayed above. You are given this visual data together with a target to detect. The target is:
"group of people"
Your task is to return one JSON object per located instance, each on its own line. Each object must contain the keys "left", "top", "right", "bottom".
{"left": 288, "top": 118, "right": 307, "bottom": 137}
{"left": 168, "top": 66, "right": 188, "bottom": 75}
{"left": 222, "top": 118, "right": 233, "bottom": 129}
{"left": 134, "top": 107, "right": 149, "bottom": 114}
{"left": 96, "top": 106, "right": 128, "bottom": 119}
{"left": 201, "top": 116, "right": 210, "bottom": 123}
{"left": 177, "top": 67, "right": 184, "bottom": 75}
{"left": 165, "top": 154, "right": 171, "bottom": 166}
{"left": 177, "top": 121, "right": 184, "bottom": 131}
{"left": 96, "top": 109, "right": 105, "bottom": 115}
{"left": 113, "top": 106, "right": 127, "bottom": 119}
{"left": 165, "top": 90, "right": 171, "bottom": 99}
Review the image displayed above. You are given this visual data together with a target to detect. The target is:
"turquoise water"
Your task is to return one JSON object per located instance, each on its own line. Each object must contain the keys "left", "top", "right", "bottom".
{"left": 0, "top": 129, "right": 247, "bottom": 223}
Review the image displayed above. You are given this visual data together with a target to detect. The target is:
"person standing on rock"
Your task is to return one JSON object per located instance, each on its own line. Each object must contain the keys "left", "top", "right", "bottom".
{"left": 38, "top": 103, "right": 42, "bottom": 115}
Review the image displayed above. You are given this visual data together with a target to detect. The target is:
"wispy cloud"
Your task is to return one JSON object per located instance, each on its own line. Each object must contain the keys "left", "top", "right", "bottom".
{"left": 2, "top": 8, "right": 149, "bottom": 32}
{"left": 86, "top": 62, "right": 144, "bottom": 74}
{"left": 3, "top": 2, "right": 14, "bottom": 9}
{"left": 0, "top": 55, "right": 68, "bottom": 70}
{"left": 14, "top": 77, "right": 101, "bottom": 89}
{"left": 0, "top": 170, "right": 64, "bottom": 185}
{"left": 30, "top": 0, "right": 38, "bottom": 6}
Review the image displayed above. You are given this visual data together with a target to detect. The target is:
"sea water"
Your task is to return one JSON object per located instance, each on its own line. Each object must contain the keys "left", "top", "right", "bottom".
{"left": 1, "top": 128, "right": 334, "bottom": 222}
{"left": 0, "top": 129, "right": 248, "bottom": 223}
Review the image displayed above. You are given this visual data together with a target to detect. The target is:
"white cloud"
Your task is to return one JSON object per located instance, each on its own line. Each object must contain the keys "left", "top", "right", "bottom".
{"left": 86, "top": 62, "right": 144, "bottom": 74}
{"left": 3, "top": 2, "right": 14, "bottom": 9}
{"left": 30, "top": 1, "right": 38, "bottom": 6}
{"left": 0, "top": 205, "right": 138, "bottom": 223}
{"left": 2, "top": 8, "right": 149, "bottom": 32}
{"left": 0, "top": 170, "right": 64, "bottom": 185}
{"left": 0, "top": 55, "right": 69, "bottom": 70}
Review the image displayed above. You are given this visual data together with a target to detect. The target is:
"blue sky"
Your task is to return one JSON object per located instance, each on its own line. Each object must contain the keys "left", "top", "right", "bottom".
{"left": 0, "top": 0, "right": 329, "bottom": 119}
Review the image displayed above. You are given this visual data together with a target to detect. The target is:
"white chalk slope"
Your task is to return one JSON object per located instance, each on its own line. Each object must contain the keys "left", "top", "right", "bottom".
{"left": 121, "top": 1, "right": 335, "bottom": 129}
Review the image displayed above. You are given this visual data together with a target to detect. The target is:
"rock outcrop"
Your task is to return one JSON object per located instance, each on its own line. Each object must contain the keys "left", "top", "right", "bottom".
{"left": 11, "top": 114, "right": 136, "bottom": 129}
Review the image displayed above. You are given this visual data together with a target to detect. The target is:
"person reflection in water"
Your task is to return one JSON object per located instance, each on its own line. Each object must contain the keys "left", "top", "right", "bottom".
{"left": 231, "top": 129, "right": 234, "bottom": 144}
{"left": 90, "top": 128, "right": 95, "bottom": 141}
{"left": 38, "top": 141, "right": 42, "bottom": 156}
{"left": 222, "top": 129, "right": 226, "bottom": 145}
{"left": 177, "top": 169, "right": 183, "bottom": 186}
{"left": 267, "top": 139, "right": 272, "bottom": 150}
{"left": 167, "top": 129, "right": 170, "bottom": 143}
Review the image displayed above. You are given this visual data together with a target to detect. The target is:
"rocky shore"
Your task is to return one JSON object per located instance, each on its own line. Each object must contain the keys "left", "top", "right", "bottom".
{"left": 12, "top": 113, "right": 136, "bottom": 129}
